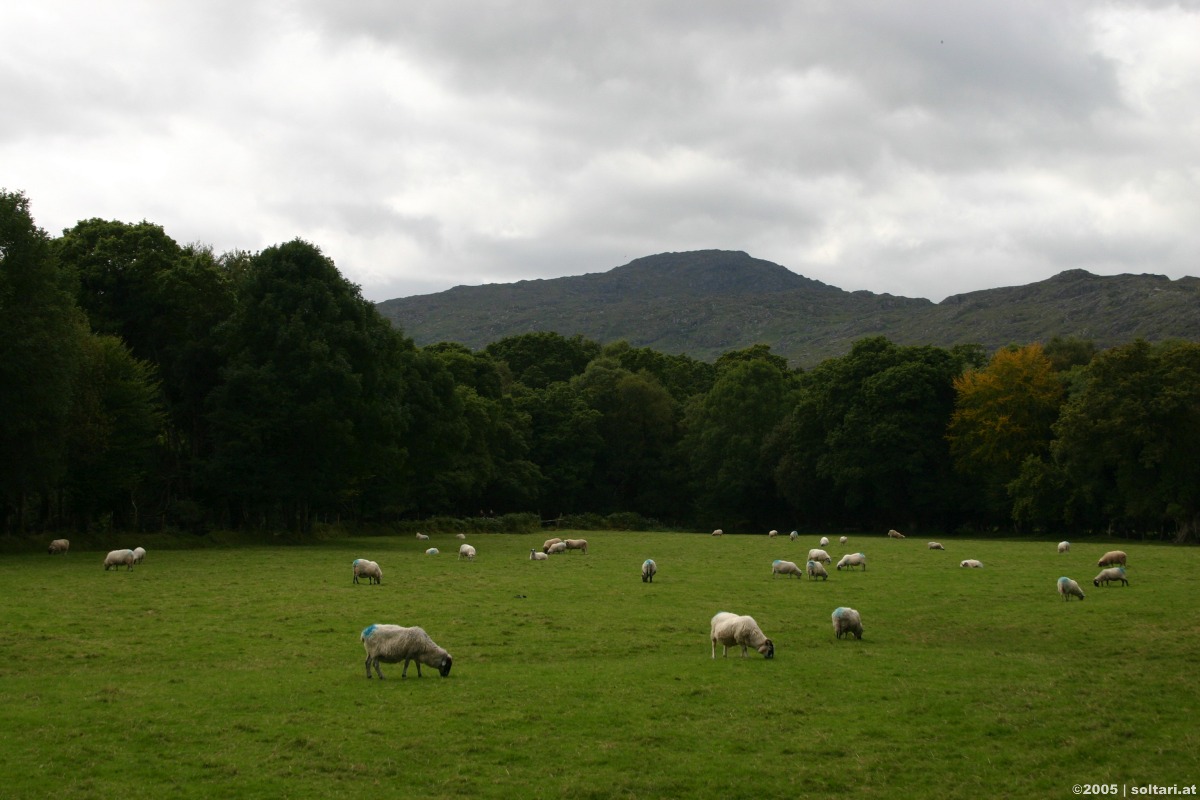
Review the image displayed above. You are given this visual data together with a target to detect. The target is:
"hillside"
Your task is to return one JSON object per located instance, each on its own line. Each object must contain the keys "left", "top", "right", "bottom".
{"left": 376, "top": 250, "right": 1200, "bottom": 366}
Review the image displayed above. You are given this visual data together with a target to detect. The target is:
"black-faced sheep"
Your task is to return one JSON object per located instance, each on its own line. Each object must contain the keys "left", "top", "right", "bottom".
{"left": 771, "top": 559, "right": 803, "bottom": 579}
{"left": 1097, "top": 550, "right": 1127, "bottom": 568}
{"left": 1057, "top": 576, "right": 1086, "bottom": 601}
{"left": 1093, "top": 567, "right": 1128, "bottom": 587}
{"left": 710, "top": 612, "right": 774, "bottom": 659}
{"left": 832, "top": 607, "right": 863, "bottom": 639}
{"left": 103, "top": 549, "right": 135, "bottom": 571}
{"left": 48, "top": 539, "right": 69, "bottom": 555}
{"left": 361, "top": 624, "right": 452, "bottom": 678}
{"left": 642, "top": 559, "right": 657, "bottom": 582}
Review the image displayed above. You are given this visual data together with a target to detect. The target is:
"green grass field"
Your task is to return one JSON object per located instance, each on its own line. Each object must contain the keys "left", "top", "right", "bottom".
{"left": 1, "top": 532, "right": 1196, "bottom": 799}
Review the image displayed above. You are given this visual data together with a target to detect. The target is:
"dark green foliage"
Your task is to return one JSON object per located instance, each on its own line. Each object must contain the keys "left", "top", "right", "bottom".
{"left": 484, "top": 331, "right": 600, "bottom": 389}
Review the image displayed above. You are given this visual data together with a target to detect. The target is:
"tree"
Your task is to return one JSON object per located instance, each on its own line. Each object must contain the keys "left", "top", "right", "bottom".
{"left": 485, "top": 332, "right": 600, "bottom": 389}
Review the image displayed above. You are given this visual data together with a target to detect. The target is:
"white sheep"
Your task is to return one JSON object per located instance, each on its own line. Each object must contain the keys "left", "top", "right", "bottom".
{"left": 361, "top": 624, "right": 453, "bottom": 678}
{"left": 47, "top": 539, "right": 69, "bottom": 555}
{"left": 456, "top": 533, "right": 467, "bottom": 539}
{"left": 546, "top": 542, "right": 567, "bottom": 555}
{"left": 771, "top": 559, "right": 803, "bottom": 579}
{"left": 425, "top": 547, "right": 439, "bottom": 556}
{"left": 789, "top": 531, "right": 798, "bottom": 541}
{"left": 839, "top": 536, "right": 848, "bottom": 544}
{"left": 710, "top": 612, "right": 774, "bottom": 659}
{"left": 103, "top": 549, "right": 135, "bottom": 571}
{"left": 563, "top": 538, "right": 588, "bottom": 554}
{"left": 928, "top": 542, "right": 944, "bottom": 550}
{"left": 711, "top": 529, "right": 723, "bottom": 537}
{"left": 959, "top": 559, "right": 983, "bottom": 568}
{"left": 1093, "top": 567, "right": 1128, "bottom": 587}
{"left": 1097, "top": 550, "right": 1127, "bottom": 568}
{"left": 1058, "top": 576, "right": 1086, "bottom": 601}
{"left": 887, "top": 529, "right": 905, "bottom": 539}
{"left": 458, "top": 544, "right": 477, "bottom": 561}
{"left": 1058, "top": 541, "right": 1070, "bottom": 554}
{"left": 529, "top": 549, "right": 548, "bottom": 561}
{"left": 642, "top": 559, "right": 657, "bottom": 582}
{"left": 768, "top": 529, "right": 778, "bottom": 538}
{"left": 542, "top": 537, "right": 564, "bottom": 553}
{"left": 131, "top": 546, "right": 146, "bottom": 565}
{"left": 807, "top": 548, "right": 832, "bottom": 564}
{"left": 353, "top": 559, "right": 382, "bottom": 585}
{"left": 832, "top": 607, "right": 863, "bottom": 639}
{"left": 836, "top": 552, "right": 867, "bottom": 571}
{"left": 807, "top": 560, "right": 828, "bottom": 581}
{"left": 416, "top": 532, "right": 429, "bottom": 541}
{"left": 819, "top": 536, "right": 830, "bottom": 547}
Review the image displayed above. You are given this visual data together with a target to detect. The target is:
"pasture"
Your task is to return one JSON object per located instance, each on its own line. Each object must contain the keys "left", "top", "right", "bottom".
{"left": 1, "top": 532, "right": 1197, "bottom": 798}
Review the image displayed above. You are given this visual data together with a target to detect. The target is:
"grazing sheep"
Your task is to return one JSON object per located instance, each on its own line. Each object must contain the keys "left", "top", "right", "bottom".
{"left": 425, "top": 548, "right": 439, "bottom": 556}
{"left": 542, "top": 537, "right": 564, "bottom": 553}
{"left": 563, "top": 538, "right": 588, "bottom": 554}
{"left": 546, "top": 542, "right": 568, "bottom": 555}
{"left": 353, "top": 559, "right": 382, "bottom": 585}
{"left": 789, "top": 531, "right": 798, "bottom": 541}
{"left": 928, "top": 542, "right": 944, "bottom": 550}
{"left": 1058, "top": 576, "right": 1086, "bottom": 601}
{"left": 1058, "top": 541, "right": 1070, "bottom": 554}
{"left": 103, "top": 549, "right": 135, "bottom": 571}
{"left": 642, "top": 559, "right": 657, "bottom": 583}
{"left": 458, "top": 544, "right": 477, "bottom": 561}
{"left": 807, "top": 560, "right": 828, "bottom": 581}
{"left": 1093, "top": 567, "right": 1129, "bottom": 587}
{"left": 839, "top": 536, "right": 848, "bottom": 544}
{"left": 1097, "top": 550, "right": 1127, "bottom": 568}
{"left": 768, "top": 529, "right": 778, "bottom": 538}
{"left": 529, "top": 549, "right": 548, "bottom": 561}
{"left": 710, "top": 612, "right": 774, "bottom": 659}
{"left": 771, "top": 559, "right": 803, "bottom": 579}
{"left": 711, "top": 529, "right": 723, "bottom": 536}
{"left": 836, "top": 552, "right": 867, "bottom": 571}
{"left": 887, "top": 529, "right": 905, "bottom": 539}
{"left": 456, "top": 533, "right": 467, "bottom": 539}
{"left": 959, "top": 559, "right": 984, "bottom": 568}
{"left": 819, "top": 536, "right": 830, "bottom": 547}
{"left": 131, "top": 546, "right": 146, "bottom": 565}
{"left": 832, "top": 607, "right": 863, "bottom": 640}
{"left": 807, "top": 548, "right": 832, "bottom": 564}
{"left": 47, "top": 539, "right": 69, "bottom": 555}
{"left": 416, "top": 532, "right": 429, "bottom": 541}
{"left": 361, "top": 624, "right": 453, "bottom": 679}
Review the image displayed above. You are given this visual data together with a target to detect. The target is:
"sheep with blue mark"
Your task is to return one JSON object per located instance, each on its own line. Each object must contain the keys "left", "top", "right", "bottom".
{"left": 1093, "top": 567, "right": 1128, "bottom": 587}
{"left": 832, "top": 607, "right": 863, "bottom": 639}
{"left": 1058, "top": 576, "right": 1086, "bottom": 601}
{"left": 836, "top": 552, "right": 867, "bottom": 571}
{"left": 361, "top": 624, "right": 452, "bottom": 678}
{"left": 807, "top": 560, "right": 828, "bottom": 581}
{"left": 353, "top": 559, "right": 382, "bottom": 584}
{"left": 642, "top": 559, "right": 657, "bottom": 582}
{"left": 771, "top": 559, "right": 803, "bottom": 579}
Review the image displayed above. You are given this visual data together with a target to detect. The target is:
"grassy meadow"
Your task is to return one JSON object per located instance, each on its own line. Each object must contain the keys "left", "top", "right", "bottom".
{"left": 1, "top": 531, "right": 1197, "bottom": 799}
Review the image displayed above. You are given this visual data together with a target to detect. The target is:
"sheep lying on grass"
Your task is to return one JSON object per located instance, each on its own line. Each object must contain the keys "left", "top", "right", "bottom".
{"left": 771, "top": 559, "right": 803, "bottom": 579}
{"left": 836, "top": 553, "right": 867, "bottom": 571}
{"left": 807, "top": 560, "right": 828, "bottom": 581}
{"left": 642, "top": 559, "right": 657, "bottom": 582}
{"left": 1097, "top": 550, "right": 1127, "bottom": 568}
{"left": 48, "top": 539, "right": 69, "bottom": 555}
{"left": 1058, "top": 541, "right": 1070, "bottom": 554}
{"left": 928, "top": 542, "right": 944, "bottom": 550}
{"left": 1058, "top": 576, "right": 1086, "bottom": 601}
{"left": 361, "top": 624, "right": 452, "bottom": 678}
{"left": 353, "top": 559, "right": 382, "bottom": 585}
{"left": 529, "top": 549, "right": 548, "bottom": 561}
{"left": 456, "top": 533, "right": 466, "bottom": 539}
{"left": 458, "top": 544, "right": 476, "bottom": 561}
{"left": 832, "top": 607, "right": 863, "bottom": 640}
{"left": 960, "top": 559, "right": 984, "bottom": 569}
{"left": 1093, "top": 567, "right": 1128, "bottom": 587}
{"left": 710, "top": 612, "right": 774, "bottom": 659}
{"left": 103, "top": 549, "right": 135, "bottom": 571}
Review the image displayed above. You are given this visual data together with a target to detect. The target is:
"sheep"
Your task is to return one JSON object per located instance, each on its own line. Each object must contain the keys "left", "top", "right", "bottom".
{"left": 807, "top": 560, "right": 828, "bottom": 581}
{"left": 131, "top": 546, "right": 146, "bottom": 565}
{"left": 361, "top": 624, "right": 453, "bottom": 679}
{"left": 1058, "top": 541, "right": 1070, "bottom": 554}
{"left": 529, "top": 549, "right": 548, "bottom": 561}
{"left": 887, "top": 529, "right": 905, "bottom": 539}
{"left": 416, "top": 532, "right": 429, "bottom": 541}
{"left": 832, "top": 607, "right": 863, "bottom": 640}
{"left": 1058, "top": 576, "right": 1086, "bottom": 601}
{"left": 1093, "top": 567, "right": 1129, "bottom": 587}
{"left": 542, "top": 537, "right": 564, "bottom": 553}
{"left": 456, "top": 533, "right": 467, "bottom": 539}
{"left": 709, "top": 612, "right": 774, "bottom": 659}
{"left": 928, "top": 542, "right": 944, "bottom": 550}
{"left": 768, "top": 529, "right": 778, "bottom": 538}
{"left": 642, "top": 559, "right": 657, "bottom": 583}
{"left": 789, "top": 531, "right": 798, "bottom": 541}
{"left": 103, "top": 549, "right": 135, "bottom": 571}
{"left": 563, "top": 538, "right": 588, "bottom": 554}
{"left": 839, "top": 536, "right": 848, "bottom": 544}
{"left": 425, "top": 548, "right": 439, "bottom": 556}
{"left": 353, "top": 559, "right": 382, "bottom": 585}
{"left": 819, "top": 536, "right": 830, "bottom": 547}
{"left": 836, "top": 552, "right": 867, "bottom": 571}
{"left": 959, "top": 559, "right": 984, "bottom": 568}
{"left": 546, "top": 542, "right": 567, "bottom": 555}
{"left": 807, "top": 548, "right": 832, "bottom": 564}
{"left": 47, "top": 539, "right": 69, "bottom": 555}
{"left": 771, "top": 559, "right": 803, "bottom": 579}
{"left": 1097, "top": 550, "right": 1127, "bottom": 568}
{"left": 458, "top": 544, "right": 476, "bottom": 561}
{"left": 711, "top": 529, "right": 723, "bottom": 536}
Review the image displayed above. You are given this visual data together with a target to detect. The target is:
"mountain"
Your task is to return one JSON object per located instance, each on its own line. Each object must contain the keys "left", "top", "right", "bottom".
{"left": 375, "top": 250, "right": 1200, "bottom": 367}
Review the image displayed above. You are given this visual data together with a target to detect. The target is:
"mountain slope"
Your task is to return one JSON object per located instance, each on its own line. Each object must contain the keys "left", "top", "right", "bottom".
{"left": 376, "top": 251, "right": 1200, "bottom": 366}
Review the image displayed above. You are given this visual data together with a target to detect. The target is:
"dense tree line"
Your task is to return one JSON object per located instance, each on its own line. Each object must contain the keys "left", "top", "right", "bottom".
{"left": 3, "top": 190, "right": 1197, "bottom": 541}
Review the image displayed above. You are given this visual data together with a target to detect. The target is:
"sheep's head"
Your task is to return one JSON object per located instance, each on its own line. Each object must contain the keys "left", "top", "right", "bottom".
{"left": 438, "top": 654, "right": 453, "bottom": 677}
{"left": 760, "top": 639, "right": 775, "bottom": 660}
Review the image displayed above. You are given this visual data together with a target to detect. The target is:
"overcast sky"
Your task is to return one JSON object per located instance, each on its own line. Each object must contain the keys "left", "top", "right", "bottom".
{"left": 4, "top": 1, "right": 1198, "bottom": 303}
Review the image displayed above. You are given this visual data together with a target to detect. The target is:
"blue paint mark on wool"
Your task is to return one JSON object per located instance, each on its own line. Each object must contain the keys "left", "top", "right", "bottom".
{"left": 772, "top": 559, "right": 782, "bottom": 566}
{"left": 362, "top": 624, "right": 378, "bottom": 639}
{"left": 833, "top": 607, "right": 848, "bottom": 616}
